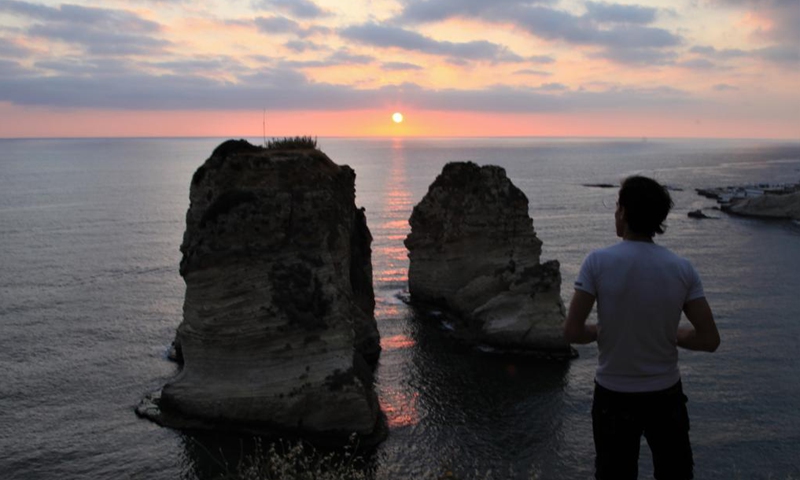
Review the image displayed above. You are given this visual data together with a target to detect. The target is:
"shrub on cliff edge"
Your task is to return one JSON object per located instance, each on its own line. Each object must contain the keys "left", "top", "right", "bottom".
{"left": 266, "top": 136, "right": 318, "bottom": 150}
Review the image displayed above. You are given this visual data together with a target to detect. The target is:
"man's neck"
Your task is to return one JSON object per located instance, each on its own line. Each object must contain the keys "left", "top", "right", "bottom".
{"left": 622, "top": 232, "right": 654, "bottom": 243}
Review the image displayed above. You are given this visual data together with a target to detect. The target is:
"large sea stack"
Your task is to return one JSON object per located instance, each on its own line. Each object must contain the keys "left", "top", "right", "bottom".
{"left": 138, "top": 139, "right": 384, "bottom": 444}
{"left": 404, "top": 162, "right": 574, "bottom": 357}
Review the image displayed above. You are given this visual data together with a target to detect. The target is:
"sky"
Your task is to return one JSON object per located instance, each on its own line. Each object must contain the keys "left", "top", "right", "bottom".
{"left": 0, "top": 0, "right": 797, "bottom": 138}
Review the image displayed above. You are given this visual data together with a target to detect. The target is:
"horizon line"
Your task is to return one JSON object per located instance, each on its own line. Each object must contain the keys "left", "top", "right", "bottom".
{"left": 2, "top": 134, "right": 799, "bottom": 142}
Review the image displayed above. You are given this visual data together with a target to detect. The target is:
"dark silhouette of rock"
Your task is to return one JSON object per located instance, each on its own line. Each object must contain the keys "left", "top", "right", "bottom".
{"left": 404, "top": 162, "right": 574, "bottom": 358}
{"left": 688, "top": 209, "right": 715, "bottom": 219}
{"left": 137, "top": 139, "right": 384, "bottom": 445}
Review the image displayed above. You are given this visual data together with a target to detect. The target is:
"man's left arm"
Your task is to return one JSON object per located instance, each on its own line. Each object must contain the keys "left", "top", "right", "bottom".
{"left": 564, "top": 289, "right": 598, "bottom": 344}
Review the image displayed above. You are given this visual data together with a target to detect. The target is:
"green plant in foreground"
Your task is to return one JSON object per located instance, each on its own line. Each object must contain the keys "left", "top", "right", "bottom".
{"left": 214, "top": 435, "right": 371, "bottom": 480}
{"left": 213, "top": 436, "right": 545, "bottom": 480}
{"left": 212, "top": 438, "right": 798, "bottom": 480}
{"left": 266, "top": 136, "right": 318, "bottom": 150}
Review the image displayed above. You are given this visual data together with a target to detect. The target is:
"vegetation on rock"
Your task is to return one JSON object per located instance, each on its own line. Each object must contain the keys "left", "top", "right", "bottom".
{"left": 266, "top": 136, "right": 318, "bottom": 150}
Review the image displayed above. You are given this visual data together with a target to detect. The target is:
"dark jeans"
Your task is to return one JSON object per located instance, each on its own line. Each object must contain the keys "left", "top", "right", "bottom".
{"left": 593, "top": 380, "right": 694, "bottom": 480}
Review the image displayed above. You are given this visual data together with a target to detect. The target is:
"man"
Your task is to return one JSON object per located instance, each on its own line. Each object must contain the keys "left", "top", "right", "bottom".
{"left": 564, "top": 175, "right": 720, "bottom": 480}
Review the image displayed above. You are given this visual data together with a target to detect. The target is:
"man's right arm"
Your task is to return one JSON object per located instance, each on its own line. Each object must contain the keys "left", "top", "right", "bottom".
{"left": 564, "top": 289, "right": 598, "bottom": 344}
{"left": 678, "top": 297, "right": 720, "bottom": 352}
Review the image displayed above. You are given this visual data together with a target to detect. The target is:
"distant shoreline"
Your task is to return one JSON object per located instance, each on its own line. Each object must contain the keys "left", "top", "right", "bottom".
{"left": 697, "top": 183, "right": 800, "bottom": 221}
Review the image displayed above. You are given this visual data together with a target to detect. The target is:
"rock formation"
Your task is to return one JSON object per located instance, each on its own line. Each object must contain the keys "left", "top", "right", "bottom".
{"left": 137, "top": 139, "right": 384, "bottom": 444}
{"left": 728, "top": 191, "right": 800, "bottom": 220}
{"left": 688, "top": 209, "right": 715, "bottom": 219}
{"left": 404, "top": 162, "right": 574, "bottom": 357}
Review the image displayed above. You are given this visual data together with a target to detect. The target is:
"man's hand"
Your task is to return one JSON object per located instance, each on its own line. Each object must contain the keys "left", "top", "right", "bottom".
{"left": 678, "top": 297, "right": 720, "bottom": 352}
{"left": 564, "top": 289, "right": 598, "bottom": 344}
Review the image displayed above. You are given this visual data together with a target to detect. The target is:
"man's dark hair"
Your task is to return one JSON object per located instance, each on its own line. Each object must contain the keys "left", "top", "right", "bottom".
{"left": 619, "top": 176, "right": 674, "bottom": 237}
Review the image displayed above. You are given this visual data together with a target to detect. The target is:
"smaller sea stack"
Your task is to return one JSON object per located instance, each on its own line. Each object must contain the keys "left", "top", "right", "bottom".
{"left": 404, "top": 162, "right": 574, "bottom": 357}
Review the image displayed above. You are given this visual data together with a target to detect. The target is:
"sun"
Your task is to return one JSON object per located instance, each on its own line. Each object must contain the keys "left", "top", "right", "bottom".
{"left": 392, "top": 112, "right": 404, "bottom": 123}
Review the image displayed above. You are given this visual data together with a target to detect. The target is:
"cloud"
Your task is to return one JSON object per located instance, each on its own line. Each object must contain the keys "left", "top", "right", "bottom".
{"left": 689, "top": 45, "right": 747, "bottom": 58}
{"left": 0, "top": 59, "right": 26, "bottom": 77}
{"left": 713, "top": 83, "right": 738, "bottom": 91}
{"left": 569, "top": 23, "right": 679, "bottom": 49}
{"left": 122, "top": 0, "right": 192, "bottom": 3}
{"left": 326, "top": 50, "right": 374, "bottom": 65}
{"left": 381, "top": 61, "right": 424, "bottom": 70}
{"left": 0, "top": 1, "right": 169, "bottom": 56}
{"left": 589, "top": 47, "right": 677, "bottom": 66}
{"left": 28, "top": 23, "right": 170, "bottom": 55}
{"left": 394, "top": 1, "right": 682, "bottom": 65}
{"left": 34, "top": 58, "right": 136, "bottom": 76}
{"left": 340, "top": 23, "right": 524, "bottom": 62}
{"left": 583, "top": 2, "right": 658, "bottom": 24}
{"left": 253, "top": 0, "right": 328, "bottom": 19}
{"left": 0, "top": 38, "right": 32, "bottom": 58}
{"left": 393, "top": 83, "right": 691, "bottom": 112}
{"left": 254, "top": 15, "right": 300, "bottom": 34}
{"left": 254, "top": 16, "right": 330, "bottom": 38}
{"left": 538, "top": 82, "right": 567, "bottom": 91}
{"left": 150, "top": 56, "right": 251, "bottom": 75}
{"left": 677, "top": 58, "right": 717, "bottom": 69}
{"left": 709, "top": 0, "right": 799, "bottom": 65}
{"left": 754, "top": 45, "right": 799, "bottom": 63}
{"left": 0, "top": 1, "right": 161, "bottom": 32}
{"left": 690, "top": 43, "right": 798, "bottom": 65}
{"left": 283, "top": 40, "right": 327, "bottom": 53}
{"left": 528, "top": 55, "right": 555, "bottom": 63}
{"left": 0, "top": 0, "right": 56, "bottom": 19}
{"left": 397, "top": 0, "right": 552, "bottom": 24}
{"left": 0, "top": 64, "right": 366, "bottom": 110}
{"left": 278, "top": 50, "right": 375, "bottom": 68}
{"left": 0, "top": 63, "right": 693, "bottom": 114}
{"left": 721, "top": 0, "right": 800, "bottom": 44}
{"left": 513, "top": 69, "right": 552, "bottom": 76}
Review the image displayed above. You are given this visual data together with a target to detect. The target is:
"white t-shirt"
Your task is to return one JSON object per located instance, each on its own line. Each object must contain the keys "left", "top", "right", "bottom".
{"left": 575, "top": 240, "right": 705, "bottom": 392}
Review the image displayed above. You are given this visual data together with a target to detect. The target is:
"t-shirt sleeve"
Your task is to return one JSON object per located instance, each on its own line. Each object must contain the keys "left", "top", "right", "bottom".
{"left": 685, "top": 262, "right": 705, "bottom": 302}
{"left": 574, "top": 252, "right": 597, "bottom": 296}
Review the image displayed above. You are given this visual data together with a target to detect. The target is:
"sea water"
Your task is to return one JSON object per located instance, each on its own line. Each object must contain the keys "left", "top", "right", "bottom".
{"left": 0, "top": 137, "right": 798, "bottom": 479}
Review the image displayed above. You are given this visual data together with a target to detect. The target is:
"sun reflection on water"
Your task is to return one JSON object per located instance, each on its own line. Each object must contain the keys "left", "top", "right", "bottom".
{"left": 380, "top": 334, "right": 416, "bottom": 350}
{"left": 379, "top": 389, "right": 420, "bottom": 428}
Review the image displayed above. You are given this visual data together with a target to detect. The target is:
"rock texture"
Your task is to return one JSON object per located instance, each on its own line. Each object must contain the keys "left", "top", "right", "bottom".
{"left": 728, "top": 192, "right": 800, "bottom": 220}
{"left": 404, "top": 162, "right": 573, "bottom": 357}
{"left": 138, "top": 139, "right": 384, "bottom": 444}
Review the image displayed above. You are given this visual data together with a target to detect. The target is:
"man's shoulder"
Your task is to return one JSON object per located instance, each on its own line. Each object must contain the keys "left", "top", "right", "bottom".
{"left": 651, "top": 244, "right": 693, "bottom": 266}
{"left": 589, "top": 242, "right": 628, "bottom": 258}
{"left": 589, "top": 241, "right": 691, "bottom": 265}
{"left": 581, "top": 243, "right": 625, "bottom": 271}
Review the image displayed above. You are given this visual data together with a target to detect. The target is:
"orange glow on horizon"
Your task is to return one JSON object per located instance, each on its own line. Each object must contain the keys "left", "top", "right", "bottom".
{"left": 1, "top": 104, "right": 797, "bottom": 139}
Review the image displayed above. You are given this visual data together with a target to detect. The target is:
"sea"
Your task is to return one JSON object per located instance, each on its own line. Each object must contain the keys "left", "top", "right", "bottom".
{"left": 1, "top": 137, "right": 799, "bottom": 480}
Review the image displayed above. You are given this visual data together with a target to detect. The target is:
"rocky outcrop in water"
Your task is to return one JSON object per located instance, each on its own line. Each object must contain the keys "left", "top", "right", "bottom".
{"left": 404, "top": 162, "right": 574, "bottom": 357}
{"left": 728, "top": 192, "right": 800, "bottom": 220}
{"left": 137, "top": 139, "right": 384, "bottom": 444}
{"left": 688, "top": 209, "right": 715, "bottom": 219}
